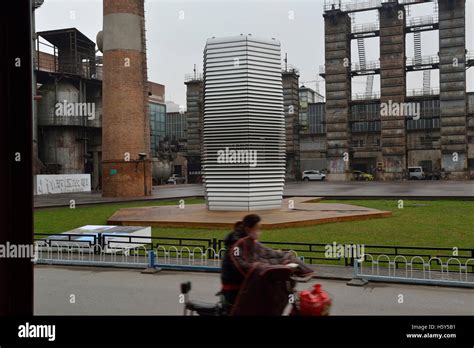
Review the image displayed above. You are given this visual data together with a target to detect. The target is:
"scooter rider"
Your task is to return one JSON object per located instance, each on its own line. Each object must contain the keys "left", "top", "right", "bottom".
{"left": 220, "top": 215, "right": 259, "bottom": 306}
{"left": 220, "top": 214, "right": 314, "bottom": 314}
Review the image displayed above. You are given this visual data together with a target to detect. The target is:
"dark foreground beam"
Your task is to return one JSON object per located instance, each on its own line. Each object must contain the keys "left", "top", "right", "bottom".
{"left": 0, "top": 0, "right": 34, "bottom": 315}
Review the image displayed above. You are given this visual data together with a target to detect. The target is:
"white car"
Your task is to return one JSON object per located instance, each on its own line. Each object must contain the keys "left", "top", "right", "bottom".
{"left": 302, "top": 170, "right": 326, "bottom": 181}
{"left": 408, "top": 166, "right": 425, "bottom": 180}
{"left": 166, "top": 174, "right": 185, "bottom": 184}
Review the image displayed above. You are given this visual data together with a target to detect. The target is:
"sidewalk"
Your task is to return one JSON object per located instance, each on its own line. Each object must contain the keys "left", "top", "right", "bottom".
{"left": 34, "top": 185, "right": 203, "bottom": 208}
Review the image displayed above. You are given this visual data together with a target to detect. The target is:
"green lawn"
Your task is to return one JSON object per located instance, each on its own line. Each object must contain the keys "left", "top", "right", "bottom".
{"left": 34, "top": 198, "right": 474, "bottom": 249}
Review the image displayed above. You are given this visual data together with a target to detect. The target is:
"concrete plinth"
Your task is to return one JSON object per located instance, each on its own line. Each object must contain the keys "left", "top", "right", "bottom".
{"left": 107, "top": 197, "right": 391, "bottom": 229}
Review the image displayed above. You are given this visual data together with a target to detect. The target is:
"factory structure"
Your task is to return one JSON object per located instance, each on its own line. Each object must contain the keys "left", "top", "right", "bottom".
{"left": 33, "top": 28, "right": 185, "bottom": 191}
{"left": 317, "top": 0, "right": 474, "bottom": 180}
{"left": 181, "top": 0, "right": 474, "bottom": 182}
{"left": 33, "top": 0, "right": 473, "bottom": 192}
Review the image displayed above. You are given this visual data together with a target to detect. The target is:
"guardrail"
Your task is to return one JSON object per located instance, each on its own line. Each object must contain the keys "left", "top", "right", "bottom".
{"left": 467, "top": 51, "right": 474, "bottom": 63}
{"left": 406, "top": 14, "right": 438, "bottom": 28}
{"left": 352, "top": 22, "right": 379, "bottom": 35}
{"left": 34, "top": 233, "right": 474, "bottom": 273}
{"left": 324, "top": 0, "right": 383, "bottom": 12}
{"left": 282, "top": 64, "right": 300, "bottom": 74}
{"left": 184, "top": 73, "right": 203, "bottom": 82}
{"left": 407, "top": 87, "right": 440, "bottom": 97}
{"left": 354, "top": 254, "right": 474, "bottom": 287}
{"left": 37, "top": 240, "right": 474, "bottom": 288}
{"left": 406, "top": 55, "right": 439, "bottom": 67}
{"left": 352, "top": 61, "right": 380, "bottom": 72}
{"left": 352, "top": 92, "right": 380, "bottom": 101}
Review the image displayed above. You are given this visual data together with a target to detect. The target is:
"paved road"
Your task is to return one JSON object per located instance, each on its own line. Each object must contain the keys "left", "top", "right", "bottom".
{"left": 35, "top": 181, "right": 474, "bottom": 208}
{"left": 34, "top": 266, "right": 474, "bottom": 315}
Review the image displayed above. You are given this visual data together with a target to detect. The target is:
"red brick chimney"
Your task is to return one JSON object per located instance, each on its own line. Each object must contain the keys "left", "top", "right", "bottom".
{"left": 101, "top": 0, "right": 152, "bottom": 197}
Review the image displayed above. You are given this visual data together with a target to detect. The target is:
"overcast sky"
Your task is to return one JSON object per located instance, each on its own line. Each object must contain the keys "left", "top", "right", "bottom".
{"left": 36, "top": 0, "right": 474, "bottom": 107}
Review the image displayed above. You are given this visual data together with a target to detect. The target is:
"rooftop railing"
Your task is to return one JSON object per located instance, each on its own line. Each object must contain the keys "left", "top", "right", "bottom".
{"left": 406, "top": 87, "right": 440, "bottom": 97}
{"left": 184, "top": 73, "right": 203, "bottom": 82}
{"left": 352, "top": 92, "right": 381, "bottom": 100}
{"left": 352, "top": 22, "right": 380, "bottom": 35}
{"left": 406, "top": 55, "right": 439, "bottom": 67}
{"left": 282, "top": 64, "right": 300, "bottom": 74}
{"left": 406, "top": 14, "right": 439, "bottom": 28}
{"left": 352, "top": 60, "right": 380, "bottom": 72}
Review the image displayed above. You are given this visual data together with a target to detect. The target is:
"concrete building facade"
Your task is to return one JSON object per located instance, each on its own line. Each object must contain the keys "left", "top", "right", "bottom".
{"left": 323, "top": 9, "right": 352, "bottom": 181}
{"left": 318, "top": 0, "right": 473, "bottom": 180}
{"left": 184, "top": 75, "right": 204, "bottom": 183}
{"left": 282, "top": 67, "right": 301, "bottom": 180}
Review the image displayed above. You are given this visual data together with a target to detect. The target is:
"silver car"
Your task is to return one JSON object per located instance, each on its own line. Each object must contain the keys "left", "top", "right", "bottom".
{"left": 302, "top": 170, "right": 326, "bottom": 181}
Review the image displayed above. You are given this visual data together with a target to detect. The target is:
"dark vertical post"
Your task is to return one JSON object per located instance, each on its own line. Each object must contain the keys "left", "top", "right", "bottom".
{"left": 0, "top": 0, "right": 34, "bottom": 315}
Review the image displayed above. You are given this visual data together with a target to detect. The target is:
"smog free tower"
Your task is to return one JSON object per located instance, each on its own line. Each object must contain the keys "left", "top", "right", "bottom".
{"left": 202, "top": 35, "right": 286, "bottom": 211}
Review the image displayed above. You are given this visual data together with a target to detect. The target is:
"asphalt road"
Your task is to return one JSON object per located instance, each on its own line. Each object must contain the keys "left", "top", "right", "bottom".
{"left": 34, "top": 266, "right": 474, "bottom": 315}
{"left": 34, "top": 181, "right": 474, "bottom": 208}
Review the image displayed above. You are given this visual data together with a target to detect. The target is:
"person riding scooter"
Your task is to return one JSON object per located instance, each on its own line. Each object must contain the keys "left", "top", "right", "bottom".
{"left": 221, "top": 214, "right": 315, "bottom": 315}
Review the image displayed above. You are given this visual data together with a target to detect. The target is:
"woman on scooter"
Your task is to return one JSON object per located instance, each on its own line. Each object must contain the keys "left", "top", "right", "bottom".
{"left": 221, "top": 214, "right": 314, "bottom": 315}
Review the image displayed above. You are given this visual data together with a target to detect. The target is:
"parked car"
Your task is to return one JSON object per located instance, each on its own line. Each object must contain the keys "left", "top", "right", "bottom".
{"left": 302, "top": 170, "right": 326, "bottom": 181}
{"left": 408, "top": 166, "right": 425, "bottom": 180}
{"left": 351, "top": 170, "right": 374, "bottom": 181}
{"left": 166, "top": 174, "right": 186, "bottom": 184}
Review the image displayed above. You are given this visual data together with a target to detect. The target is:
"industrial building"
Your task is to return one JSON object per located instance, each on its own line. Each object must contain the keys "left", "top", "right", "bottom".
{"left": 33, "top": 27, "right": 175, "bottom": 190}
{"left": 34, "top": 28, "right": 104, "bottom": 190}
{"left": 318, "top": 0, "right": 474, "bottom": 180}
{"left": 184, "top": 72, "right": 204, "bottom": 183}
{"left": 298, "top": 87, "right": 327, "bottom": 172}
{"left": 35, "top": 0, "right": 474, "bottom": 191}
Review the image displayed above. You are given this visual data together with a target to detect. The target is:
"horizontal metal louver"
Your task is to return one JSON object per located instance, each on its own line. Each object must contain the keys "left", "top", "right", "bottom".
{"left": 203, "top": 35, "right": 286, "bottom": 211}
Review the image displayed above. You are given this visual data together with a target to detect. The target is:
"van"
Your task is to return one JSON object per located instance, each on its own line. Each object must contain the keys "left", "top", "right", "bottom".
{"left": 408, "top": 166, "right": 425, "bottom": 180}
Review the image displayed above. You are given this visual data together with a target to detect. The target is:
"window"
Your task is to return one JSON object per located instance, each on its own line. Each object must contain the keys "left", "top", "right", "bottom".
{"left": 469, "top": 158, "right": 474, "bottom": 169}
{"left": 149, "top": 102, "right": 167, "bottom": 157}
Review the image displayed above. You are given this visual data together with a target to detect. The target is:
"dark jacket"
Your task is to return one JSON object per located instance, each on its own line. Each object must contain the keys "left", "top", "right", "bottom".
{"left": 221, "top": 229, "right": 247, "bottom": 286}
{"left": 223, "top": 234, "right": 315, "bottom": 315}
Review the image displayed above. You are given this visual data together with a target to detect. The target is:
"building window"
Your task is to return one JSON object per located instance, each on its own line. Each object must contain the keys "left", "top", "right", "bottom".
{"left": 149, "top": 102, "right": 166, "bottom": 157}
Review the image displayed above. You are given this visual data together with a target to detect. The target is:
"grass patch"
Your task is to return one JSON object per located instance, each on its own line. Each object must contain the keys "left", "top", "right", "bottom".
{"left": 34, "top": 199, "right": 474, "bottom": 249}
{"left": 34, "top": 198, "right": 205, "bottom": 235}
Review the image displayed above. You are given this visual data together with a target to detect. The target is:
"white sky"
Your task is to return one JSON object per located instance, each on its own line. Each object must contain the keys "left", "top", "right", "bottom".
{"left": 36, "top": 0, "right": 474, "bottom": 107}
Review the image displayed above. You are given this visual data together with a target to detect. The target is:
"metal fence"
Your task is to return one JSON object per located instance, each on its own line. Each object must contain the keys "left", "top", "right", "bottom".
{"left": 354, "top": 253, "right": 474, "bottom": 288}
{"left": 35, "top": 233, "right": 474, "bottom": 273}
{"left": 34, "top": 235, "right": 224, "bottom": 271}
{"left": 406, "top": 14, "right": 439, "bottom": 28}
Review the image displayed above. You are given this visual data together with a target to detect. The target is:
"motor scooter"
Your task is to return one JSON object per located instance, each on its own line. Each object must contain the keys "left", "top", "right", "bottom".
{"left": 180, "top": 264, "right": 325, "bottom": 316}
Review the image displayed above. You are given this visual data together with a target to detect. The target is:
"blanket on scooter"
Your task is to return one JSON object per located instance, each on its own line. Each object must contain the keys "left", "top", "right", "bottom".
{"left": 229, "top": 236, "right": 315, "bottom": 316}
